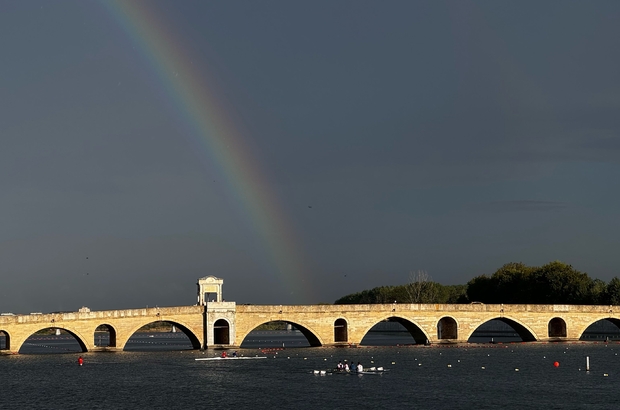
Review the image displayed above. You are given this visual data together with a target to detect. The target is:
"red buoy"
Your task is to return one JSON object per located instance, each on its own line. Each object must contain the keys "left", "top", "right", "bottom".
{"left": 78, "top": 356, "right": 84, "bottom": 366}
{"left": 553, "top": 361, "right": 559, "bottom": 368}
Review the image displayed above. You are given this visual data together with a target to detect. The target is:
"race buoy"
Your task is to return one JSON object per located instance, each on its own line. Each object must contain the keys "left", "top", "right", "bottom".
{"left": 554, "top": 361, "right": 560, "bottom": 368}
{"left": 78, "top": 356, "right": 84, "bottom": 366}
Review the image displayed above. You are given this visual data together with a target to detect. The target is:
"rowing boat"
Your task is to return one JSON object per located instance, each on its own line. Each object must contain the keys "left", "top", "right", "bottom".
{"left": 315, "top": 367, "right": 387, "bottom": 375}
{"left": 195, "top": 356, "right": 267, "bottom": 361}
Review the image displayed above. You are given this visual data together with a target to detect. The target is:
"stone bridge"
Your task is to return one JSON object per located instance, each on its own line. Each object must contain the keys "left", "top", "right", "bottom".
{"left": 2, "top": 302, "right": 620, "bottom": 354}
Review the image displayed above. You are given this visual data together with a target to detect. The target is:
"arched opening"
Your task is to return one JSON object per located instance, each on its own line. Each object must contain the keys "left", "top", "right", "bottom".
{"left": 580, "top": 318, "right": 620, "bottom": 341}
{"left": 213, "top": 319, "right": 230, "bottom": 345}
{"left": 125, "top": 321, "right": 201, "bottom": 351}
{"left": 94, "top": 324, "right": 117, "bottom": 348}
{"left": 334, "top": 318, "right": 348, "bottom": 343}
{"left": 468, "top": 318, "right": 536, "bottom": 343}
{"left": 548, "top": 318, "right": 567, "bottom": 338}
{"left": 360, "top": 317, "right": 428, "bottom": 346}
{"left": 437, "top": 317, "right": 458, "bottom": 340}
{"left": 0, "top": 330, "right": 9, "bottom": 351}
{"left": 240, "top": 321, "right": 321, "bottom": 348}
{"left": 18, "top": 327, "right": 88, "bottom": 354}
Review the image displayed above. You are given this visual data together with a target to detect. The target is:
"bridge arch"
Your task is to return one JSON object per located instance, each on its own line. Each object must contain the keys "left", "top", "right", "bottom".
{"left": 577, "top": 317, "right": 620, "bottom": 341}
{"left": 238, "top": 319, "right": 323, "bottom": 347}
{"left": 124, "top": 320, "right": 201, "bottom": 350}
{"left": 0, "top": 330, "right": 10, "bottom": 351}
{"left": 548, "top": 318, "right": 567, "bottom": 338}
{"left": 18, "top": 326, "right": 89, "bottom": 353}
{"left": 334, "top": 318, "right": 348, "bottom": 343}
{"left": 360, "top": 316, "right": 430, "bottom": 345}
{"left": 465, "top": 316, "right": 538, "bottom": 342}
{"left": 437, "top": 316, "right": 458, "bottom": 340}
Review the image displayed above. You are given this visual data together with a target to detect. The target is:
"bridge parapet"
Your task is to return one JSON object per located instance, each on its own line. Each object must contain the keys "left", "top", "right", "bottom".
{"left": 0, "top": 305, "right": 205, "bottom": 325}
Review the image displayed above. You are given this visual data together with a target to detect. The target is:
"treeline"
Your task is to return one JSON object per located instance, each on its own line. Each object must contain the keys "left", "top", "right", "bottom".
{"left": 334, "top": 283, "right": 467, "bottom": 304}
{"left": 334, "top": 261, "right": 620, "bottom": 305}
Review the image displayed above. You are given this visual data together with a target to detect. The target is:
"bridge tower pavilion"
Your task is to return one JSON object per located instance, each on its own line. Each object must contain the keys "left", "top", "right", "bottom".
{"left": 197, "top": 276, "right": 236, "bottom": 348}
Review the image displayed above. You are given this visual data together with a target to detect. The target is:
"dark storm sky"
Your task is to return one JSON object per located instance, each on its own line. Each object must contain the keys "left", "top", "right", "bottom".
{"left": 1, "top": 0, "right": 619, "bottom": 313}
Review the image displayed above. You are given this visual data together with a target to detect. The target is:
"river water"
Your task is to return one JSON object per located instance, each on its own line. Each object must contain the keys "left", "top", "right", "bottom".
{"left": 2, "top": 332, "right": 620, "bottom": 409}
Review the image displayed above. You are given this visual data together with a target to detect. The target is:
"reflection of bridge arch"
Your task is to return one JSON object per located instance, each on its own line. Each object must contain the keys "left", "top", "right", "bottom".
{"left": 361, "top": 316, "right": 430, "bottom": 345}
{"left": 238, "top": 320, "right": 323, "bottom": 347}
{"left": 465, "top": 316, "right": 538, "bottom": 342}
{"left": 123, "top": 320, "right": 201, "bottom": 350}
{"left": 18, "top": 327, "right": 89, "bottom": 353}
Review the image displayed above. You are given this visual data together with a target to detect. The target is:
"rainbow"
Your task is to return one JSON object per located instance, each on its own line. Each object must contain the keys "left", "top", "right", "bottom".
{"left": 101, "top": 1, "right": 315, "bottom": 302}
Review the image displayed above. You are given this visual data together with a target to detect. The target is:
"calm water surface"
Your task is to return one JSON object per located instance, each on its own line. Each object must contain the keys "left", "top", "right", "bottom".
{"left": 2, "top": 334, "right": 620, "bottom": 409}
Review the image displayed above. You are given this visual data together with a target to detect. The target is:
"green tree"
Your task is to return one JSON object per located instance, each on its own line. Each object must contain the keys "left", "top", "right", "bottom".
{"left": 603, "top": 277, "right": 620, "bottom": 305}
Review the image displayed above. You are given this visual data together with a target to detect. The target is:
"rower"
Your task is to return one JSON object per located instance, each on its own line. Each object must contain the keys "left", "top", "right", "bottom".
{"left": 232, "top": 351, "right": 238, "bottom": 357}
{"left": 221, "top": 351, "right": 227, "bottom": 358}
{"left": 357, "top": 362, "right": 363, "bottom": 373}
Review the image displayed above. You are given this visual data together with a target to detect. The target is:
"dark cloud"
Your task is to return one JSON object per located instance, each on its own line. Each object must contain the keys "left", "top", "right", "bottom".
{"left": 473, "top": 200, "right": 568, "bottom": 213}
{"left": 1, "top": 1, "right": 620, "bottom": 312}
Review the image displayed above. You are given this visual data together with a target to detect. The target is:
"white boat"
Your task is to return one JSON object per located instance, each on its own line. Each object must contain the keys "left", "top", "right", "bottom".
{"left": 195, "top": 356, "right": 267, "bottom": 361}
{"left": 323, "top": 367, "right": 387, "bottom": 375}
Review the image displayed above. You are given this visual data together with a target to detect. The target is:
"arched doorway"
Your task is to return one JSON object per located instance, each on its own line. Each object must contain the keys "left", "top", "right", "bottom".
{"left": 0, "top": 330, "right": 9, "bottom": 351}
{"left": 437, "top": 317, "right": 457, "bottom": 340}
{"left": 213, "top": 319, "right": 230, "bottom": 345}
{"left": 334, "top": 318, "right": 348, "bottom": 342}
{"left": 94, "top": 324, "right": 117, "bottom": 347}
{"left": 548, "top": 318, "right": 567, "bottom": 338}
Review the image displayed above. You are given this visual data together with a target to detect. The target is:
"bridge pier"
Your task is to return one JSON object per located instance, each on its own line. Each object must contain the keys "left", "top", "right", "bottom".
{"left": 203, "top": 302, "right": 237, "bottom": 349}
{"left": 90, "top": 347, "right": 123, "bottom": 353}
